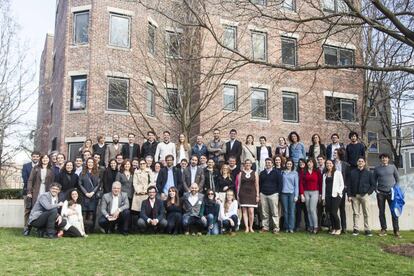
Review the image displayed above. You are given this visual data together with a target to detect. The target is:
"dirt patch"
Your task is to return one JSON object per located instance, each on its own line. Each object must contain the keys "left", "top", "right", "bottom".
{"left": 384, "top": 243, "right": 414, "bottom": 258}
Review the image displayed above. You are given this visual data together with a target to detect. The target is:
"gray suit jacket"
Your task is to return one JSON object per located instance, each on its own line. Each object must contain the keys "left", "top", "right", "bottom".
{"left": 182, "top": 192, "right": 204, "bottom": 216}
{"left": 28, "top": 192, "right": 60, "bottom": 224}
{"left": 183, "top": 166, "right": 205, "bottom": 192}
{"left": 100, "top": 192, "right": 129, "bottom": 217}
{"left": 104, "top": 143, "right": 122, "bottom": 166}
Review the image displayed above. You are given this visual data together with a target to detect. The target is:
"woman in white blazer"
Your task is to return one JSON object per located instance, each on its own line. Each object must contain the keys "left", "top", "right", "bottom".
{"left": 322, "top": 159, "right": 344, "bottom": 235}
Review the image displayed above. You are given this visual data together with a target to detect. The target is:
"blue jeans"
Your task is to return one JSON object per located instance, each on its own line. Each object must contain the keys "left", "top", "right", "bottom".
{"left": 202, "top": 214, "right": 219, "bottom": 235}
{"left": 281, "top": 193, "right": 296, "bottom": 231}
{"left": 182, "top": 214, "right": 203, "bottom": 232}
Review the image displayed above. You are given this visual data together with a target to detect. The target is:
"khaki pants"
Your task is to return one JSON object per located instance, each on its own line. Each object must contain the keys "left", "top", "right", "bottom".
{"left": 351, "top": 194, "right": 370, "bottom": 231}
{"left": 260, "top": 193, "right": 279, "bottom": 231}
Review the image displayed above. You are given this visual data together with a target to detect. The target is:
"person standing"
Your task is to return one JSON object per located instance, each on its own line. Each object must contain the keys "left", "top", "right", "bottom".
{"left": 116, "top": 160, "right": 135, "bottom": 205}
{"left": 56, "top": 161, "right": 79, "bottom": 201}
{"left": 217, "top": 164, "right": 234, "bottom": 202}
{"left": 141, "top": 131, "right": 158, "bottom": 159}
{"left": 334, "top": 148, "right": 350, "bottom": 234}
{"left": 308, "top": 134, "right": 327, "bottom": 159}
{"left": 275, "top": 137, "right": 289, "bottom": 158}
{"left": 288, "top": 131, "right": 306, "bottom": 166}
{"left": 182, "top": 155, "right": 205, "bottom": 192}
{"left": 326, "top": 133, "right": 345, "bottom": 161}
{"left": 102, "top": 159, "right": 118, "bottom": 193}
{"left": 295, "top": 159, "right": 309, "bottom": 231}
{"left": 22, "top": 151, "right": 40, "bottom": 234}
{"left": 131, "top": 160, "right": 154, "bottom": 214}
{"left": 176, "top": 133, "right": 191, "bottom": 165}
{"left": 79, "top": 139, "right": 94, "bottom": 155}
{"left": 348, "top": 157, "right": 375, "bottom": 236}
{"left": 155, "top": 131, "right": 177, "bottom": 165}
{"left": 257, "top": 136, "right": 272, "bottom": 172}
{"left": 93, "top": 135, "right": 107, "bottom": 167}
{"left": 346, "top": 131, "right": 365, "bottom": 169}
{"left": 322, "top": 160, "right": 344, "bottom": 235}
{"left": 281, "top": 159, "right": 299, "bottom": 233}
{"left": 192, "top": 135, "right": 208, "bottom": 159}
{"left": 259, "top": 158, "right": 283, "bottom": 234}
{"left": 241, "top": 135, "right": 257, "bottom": 171}
{"left": 24, "top": 154, "right": 55, "bottom": 236}
{"left": 224, "top": 129, "right": 242, "bottom": 165}
{"left": 121, "top": 133, "right": 140, "bottom": 161}
{"left": 203, "top": 159, "right": 220, "bottom": 194}
{"left": 374, "top": 153, "right": 401, "bottom": 238}
{"left": 156, "top": 155, "right": 183, "bottom": 198}
{"left": 105, "top": 134, "right": 122, "bottom": 167}
{"left": 238, "top": 159, "right": 259, "bottom": 233}
{"left": 207, "top": 128, "right": 225, "bottom": 166}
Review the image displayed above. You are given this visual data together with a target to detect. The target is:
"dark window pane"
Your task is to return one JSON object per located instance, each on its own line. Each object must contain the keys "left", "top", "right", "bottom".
{"left": 324, "top": 46, "right": 338, "bottom": 65}
{"left": 166, "top": 31, "right": 180, "bottom": 57}
{"left": 147, "top": 83, "right": 155, "bottom": 116}
{"left": 283, "top": 92, "right": 298, "bottom": 122}
{"left": 223, "top": 85, "right": 237, "bottom": 111}
{"left": 282, "top": 38, "right": 296, "bottom": 65}
{"left": 339, "top": 49, "right": 354, "bottom": 65}
{"left": 74, "top": 12, "right": 89, "bottom": 44}
{"left": 165, "top": 88, "right": 179, "bottom": 113}
{"left": 108, "top": 78, "right": 129, "bottom": 111}
{"left": 148, "top": 23, "right": 156, "bottom": 54}
{"left": 251, "top": 89, "right": 267, "bottom": 119}
{"left": 341, "top": 100, "right": 355, "bottom": 121}
{"left": 325, "top": 96, "right": 340, "bottom": 120}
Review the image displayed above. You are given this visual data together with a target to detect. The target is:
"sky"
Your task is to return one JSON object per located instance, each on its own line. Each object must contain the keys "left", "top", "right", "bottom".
{"left": 9, "top": 0, "right": 56, "bottom": 164}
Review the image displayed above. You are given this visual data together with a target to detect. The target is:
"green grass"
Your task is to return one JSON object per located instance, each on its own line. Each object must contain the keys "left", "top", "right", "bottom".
{"left": 0, "top": 229, "right": 413, "bottom": 275}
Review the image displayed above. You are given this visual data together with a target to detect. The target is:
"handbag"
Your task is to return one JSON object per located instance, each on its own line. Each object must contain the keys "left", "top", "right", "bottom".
{"left": 321, "top": 207, "right": 331, "bottom": 228}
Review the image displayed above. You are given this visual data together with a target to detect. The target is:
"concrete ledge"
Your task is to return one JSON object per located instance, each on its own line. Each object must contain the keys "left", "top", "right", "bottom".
{"left": 0, "top": 200, "right": 24, "bottom": 228}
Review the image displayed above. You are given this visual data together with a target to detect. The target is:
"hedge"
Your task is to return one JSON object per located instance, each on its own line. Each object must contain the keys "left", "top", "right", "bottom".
{"left": 0, "top": 189, "right": 22, "bottom": 199}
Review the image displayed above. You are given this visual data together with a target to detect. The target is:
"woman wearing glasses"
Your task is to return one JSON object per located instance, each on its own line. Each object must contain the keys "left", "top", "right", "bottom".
{"left": 200, "top": 189, "right": 220, "bottom": 235}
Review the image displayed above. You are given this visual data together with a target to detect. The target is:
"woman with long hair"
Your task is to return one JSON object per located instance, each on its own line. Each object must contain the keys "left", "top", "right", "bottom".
{"left": 241, "top": 135, "right": 257, "bottom": 171}
{"left": 295, "top": 158, "right": 310, "bottom": 231}
{"left": 60, "top": 189, "right": 86, "bottom": 237}
{"left": 288, "top": 132, "right": 306, "bottom": 166}
{"left": 102, "top": 159, "right": 118, "bottom": 193}
{"left": 79, "top": 139, "right": 94, "bottom": 155}
{"left": 219, "top": 189, "right": 238, "bottom": 235}
{"left": 281, "top": 159, "right": 299, "bottom": 233}
{"left": 116, "top": 159, "right": 135, "bottom": 204}
{"left": 131, "top": 159, "right": 154, "bottom": 214}
{"left": 78, "top": 158, "right": 100, "bottom": 233}
{"left": 217, "top": 164, "right": 234, "bottom": 202}
{"left": 56, "top": 161, "right": 79, "bottom": 201}
{"left": 308, "top": 134, "right": 327, "bottom": 159}
{"left": 200, "top": 189, "right": 220, "bottom": 235}
{"left": 275, "top": 137, "right": 289, "bottom": 158}
{"left": 176, "top": 133, "right": 191, "bottom": 165}
{"left": 164, "top": 187, "right": 182, "bottom": 234}
{"left": 27, "top": 154, "right": 54, "bottom": 205}
{"left": 334, "top": 148, "right": 350, "bottom": 233}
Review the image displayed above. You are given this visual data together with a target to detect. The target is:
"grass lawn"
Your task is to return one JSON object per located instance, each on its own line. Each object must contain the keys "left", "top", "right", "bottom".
{"left": 0, "top": 229, "right": 413, "bottom": 275}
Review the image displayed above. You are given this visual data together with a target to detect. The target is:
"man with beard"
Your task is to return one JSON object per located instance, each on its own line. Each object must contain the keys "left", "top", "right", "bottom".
{"left": 105, "top": 134, "right": 122, "bottom": 166}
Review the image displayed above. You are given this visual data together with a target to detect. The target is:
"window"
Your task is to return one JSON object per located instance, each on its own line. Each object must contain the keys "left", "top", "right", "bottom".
{"left": 282, "top": 92, "right": 298, "bottom": 122}
{"left": 282, "top": 0, "right": 296, "bottom": 11}
{"left": 325, "top": 96, "right": 356, "bottom": 121}
{"left": 109, "top": 13, "right": 130, "bottom": 48}
{"left": 107, "top": 77, "right": 129, "bottom": 111}
{"left": 50, "top": 103, "right": 53, "bottom": 124}
{"left": 251, "top": 88, "right": 268, "bottom": 119}
{"left": 251, "top": 0, "right": 267, "bottom": 5}
{"left": 410, "top": 153, "right": 414, "bottom": 168}
{"left": 323, "top": 0, "right": 348, "bottom": 12}
{"left": 367, "top": 98, "right": 377, "bottom": 117}
{"left": 223, "top": 25, "right": 237, "bottom": 50}
{"left": 223, "top": 85, "right": 237, "bottom": 111}
{"left": 165, "top": 88, "right": 180, "bottom": 113}
{"left": 367, "top": 132, "right": 379, "bottom": 153}
{"left": 323, "top": 45, "right": 354, "bottom": 66}
{"left": 166, "top": 31, "right": 181, "bottom": 58}
{"left": 70, "top": 75, "right": 87, "bottom": 111}
{"left": 51, "top": 137, "right": 57, "bottom": 151}
{"left": 146, "top": 83, "right": 155, "bottom": 116}
{"left": 148, "top": 22, "right": 156, "bottom": 55}
{"left": 73, "top": 11, "right": 89, "bottom": 44}
{"left": 68, "top": 143, "right": 84, "bottom": 161}
{"left": 281, "top": 37, "right": 297, "bottom": 65}
{"left": 252, "top": 31, "right": 267, "bottom": 61}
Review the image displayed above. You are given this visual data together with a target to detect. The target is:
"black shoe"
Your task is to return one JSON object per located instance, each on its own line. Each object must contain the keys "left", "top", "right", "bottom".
{"left": 121, "top": 232, "right": 129, "bottom": 236}
{"left": 44, "top": 233, "right": 57, "bottom": 239}
{"left": 352, "top": 229, "right": 359, "bottom": 236}
{"left": 37, "top": 229, "right": 45, "bottom": 238}
{"left": 365, "top": 230, "right": 373, "bottom": 237}
{"left": 341, "top": 230, "right": 347, "bottom": 235}
{"left": 23, "top": 227, "right": 31, "bottom": 236}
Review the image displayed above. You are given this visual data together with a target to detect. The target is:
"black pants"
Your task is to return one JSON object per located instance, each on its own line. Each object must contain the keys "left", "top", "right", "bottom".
{"left": 137, "top": 217, "right": 167, "bottom": 233}
{"left": 325, "top": 196, "right": 341, "bottom": 230}
{"left": 166, "top": 212, "right": 182, "bottom": 234}
{"left": 221, "top": 215, "right": 238, "bottom": 232}
{"left": 98, "top": 209, "right": 131, "bottom": 234}
{"left": 83, "top": 210, "right": 97, "bottom": 233}
{"left": 30, "top": 209, "right": 65, "bottom": 235}
{"left": 377, "top": 191, "right": 399, "bottom": 233}
{"left": 295, "top": 201, "right": 309, "bottom": 231}
{"left": 339, "top": 190, "right": 347, "bottom": 231}
{"left": 182, "top": 215, "right": 203, "bottom": 232}
{"left": 63, "top": 226, "right": 83, "bottom": 237}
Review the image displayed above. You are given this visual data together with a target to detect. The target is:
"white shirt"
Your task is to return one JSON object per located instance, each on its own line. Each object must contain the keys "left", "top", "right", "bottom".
{"left": 190, "top": 166, "right": 197, "bottom": 184}
{"left": 178, "top": 145, "right": 186, "bottom": 163}
{"left": 188, "top": 193, "right": 199, "bottom": 206}
{"left": 330, "top": 143, "right": 341, "bottom": 160}
{"left": 230, "top": 140, "right": 235, "bottom": 150}
{"left": 219, "top": 200, "right": 239, "bottom": 221}
{"left": 110, "top": 195, "right": 119, "bottom": 215}
{"left": 75, "top": 167, "right": 83, "bottom": 176}
{"left": 260, "top": 146, "right": 269, "bottom": 162}
{"left": 155, "top": 142, "right": 177, "bottom": 164}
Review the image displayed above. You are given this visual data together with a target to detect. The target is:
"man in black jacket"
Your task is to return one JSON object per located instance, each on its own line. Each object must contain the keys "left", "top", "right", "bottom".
{"left": 348, "top": 157, "right": 375, "bottom": 236}
{"left": 141, "top": 131, "right": 158, "bottom": 159}
{"left": 224, "top": 129, "right": 242, "bottom": 165}
{"left": 156, "top": 155, "right": 183, "bottom": 198}
{"left": 137, "top": 186, "right": 167, "bottom": 233}
{"left": 259, "top": 158, "right": 283, "bottom": 234}
{"left": 121, "top": 133, "right": 140, "bottom": 160}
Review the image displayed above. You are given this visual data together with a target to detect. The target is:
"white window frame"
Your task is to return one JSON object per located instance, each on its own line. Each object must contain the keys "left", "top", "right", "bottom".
{"left": 70, "top": 75, "right": 88, "bottom": 111}
{"left": 223, "top": 25, "right": 237, "bottom": 50}
{"left": 109, "top": 13, "right": 131, "bottom": 49}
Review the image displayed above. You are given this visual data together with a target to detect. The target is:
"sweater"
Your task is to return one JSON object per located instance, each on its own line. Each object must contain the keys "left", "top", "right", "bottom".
{"left": 346, "top": 143, "right": 365, "bottom": 167}
{"left": 259, "top": 168, "right": 283, "bottom": 195}
{"left": 299, "top": 170, "right": 322, "bottom": 195}
{"left": 219, "top": 200, "right": 238, "bottom": 221}
{"left": 154, "top": 142, "right": 177, "bottom": 164}
{"left": 374, "top": 164, "right": 399, "bottom": 193}
{"left": 282, "top": 170, "right": 299, "bottom": 199}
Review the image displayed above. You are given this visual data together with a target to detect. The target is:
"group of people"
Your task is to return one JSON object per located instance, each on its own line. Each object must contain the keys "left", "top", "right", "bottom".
{"left": 21, "top": 129, "right": 402, "bottom": 238}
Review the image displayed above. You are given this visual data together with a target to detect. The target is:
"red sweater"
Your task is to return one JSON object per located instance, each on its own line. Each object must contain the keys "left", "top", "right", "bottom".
{"left": 299, "top": 169, "right": 322, "bottom": 195}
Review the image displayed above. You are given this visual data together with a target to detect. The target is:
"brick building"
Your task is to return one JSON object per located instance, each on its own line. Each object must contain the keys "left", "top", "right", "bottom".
{"left": 35, "top": 0, "right": 389, "bottom": 165}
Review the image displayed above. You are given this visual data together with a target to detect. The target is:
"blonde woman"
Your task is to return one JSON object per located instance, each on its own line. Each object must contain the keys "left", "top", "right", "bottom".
{"left": 176, "top": 133, "right": 191, "bottom": 165}
{"left": 241, "top": 135, "right": 257, "bottom": 171}
{"left": 131, "top": 159, "right": 155, "bottom": 213}
{"left": 79, "top": 139, "right": 94, "bottom": 155}
{"left": 217, "top": 164, "right": 234, "bottom": 202}
{"left": 219, "top": 189, "right": 238, "bottom": 235}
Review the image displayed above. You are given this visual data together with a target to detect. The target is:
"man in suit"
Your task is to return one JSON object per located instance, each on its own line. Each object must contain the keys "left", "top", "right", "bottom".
{"left": 137, "top": 186, "right": 167, "bottom": 233}
{"left": 27, "top": 183, "right": 65, "bottom": 238}
{"left": 141, "top": 131, "right": 158, "bottom": 159}
{"left": 183, "top": 155, "right": 205, "bottom": 192}
{"left": 92, "top": 135, "right": 107, "bottom": 167}
{"left": 182, "top": 183, "right": 204, "bottom": 235}
{"left": 122, "top": 133, "right": 140, "bottom": 160}
{"left": 99, "top": 181, "right": 130, "bottom": 235}
{"left": 22, "top": 151, "right": 40, "bottom": 233}
{"left": 105, "top": 134, "right": 122, "bottom": 166}
{"left": 156, "top": 154, "right": 183, "bottom": 198}
{"left": 224, "top": 129, "right": 242, "bottom": 165}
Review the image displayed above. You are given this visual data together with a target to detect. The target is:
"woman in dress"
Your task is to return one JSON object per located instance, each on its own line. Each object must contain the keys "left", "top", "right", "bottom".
{"left": 241, "top": 135, "right": 257, "bottom": 171}
{"left": 78, "top": 158, "right": 100, "bottom": 233}
{"left": 61, "top": 189, "right": 86, "bottom": 237}
{"left": 102, "top": 159, "right": 118, "bottom": 193}
{"left": 237, "top": 159, "right": 259, "bottom": 233}
{"left": 131, "top": 159, "right": 154, "bottom": 215}
{"left": 176, "top": 133, "right": 191, "bottom": 165}
{"left": 165, "top": 187, "right": 182, "bottom": 234}
{"left": 56, "top": 161, "right": 79, "bottom": 201}
{"left": 116, "top": 159, "right": 134, "bottom": 204}
{"left": 27, "top": 154, "right": 54, "bottom": 205}
{"left": 217, "top": 164, "right": 234, "bottom": 202}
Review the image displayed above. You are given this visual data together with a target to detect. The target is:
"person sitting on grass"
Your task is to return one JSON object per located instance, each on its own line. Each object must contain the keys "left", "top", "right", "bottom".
{"left": 219, "top": 189, "right": 238, "bottom": 236}
{"left": 27, "top": 182, "right": 66, "bottom": 239}
{"left": 137, "top": 186, "right": 167, "bottom": 233}
{"left": 182, "top": 183, "right": 204, "bottom": 235}
{"left": 60, "top": 189, "right": 86, "bottom": 237}
{"left": 200, "top": 189, "right": 220, "bottom": 235}
{"left": 99, "top": 181, "right": 130, "bottom": 235}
